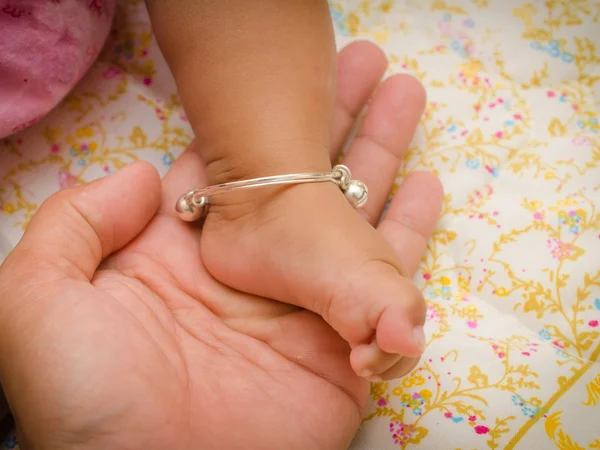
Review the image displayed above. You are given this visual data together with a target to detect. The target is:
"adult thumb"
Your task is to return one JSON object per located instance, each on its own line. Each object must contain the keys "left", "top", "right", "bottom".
{"left": 6, "top": 161, "right": 161, "bottom": 281}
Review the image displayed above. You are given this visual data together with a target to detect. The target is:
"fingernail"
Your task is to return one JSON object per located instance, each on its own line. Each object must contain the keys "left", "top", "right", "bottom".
{"left": 367, "top": 375, "right": 383, "bottom": 383}
{"left": 359, "top": 369, "right": 373, "bottom": 378}
{"left": 413, "top": 326, "right": 426, "bottom": 353}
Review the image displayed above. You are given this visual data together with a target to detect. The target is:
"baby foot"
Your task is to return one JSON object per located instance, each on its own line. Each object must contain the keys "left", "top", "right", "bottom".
{"left": 200, "top": 179, "right": 424, "bottom": 380}
{"left": 196, "top": 73, "right": 441, "bottom": 381}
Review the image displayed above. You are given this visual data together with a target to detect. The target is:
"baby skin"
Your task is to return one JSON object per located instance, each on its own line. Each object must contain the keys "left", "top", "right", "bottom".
{"left": 148, "top": 1, "right": 443, "bottom": 381}
{"left": 149, "top": 0, "right": 440, "bottom": 380}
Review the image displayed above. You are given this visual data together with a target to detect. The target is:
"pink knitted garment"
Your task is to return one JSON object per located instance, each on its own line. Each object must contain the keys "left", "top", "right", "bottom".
{"left": 0, "top": 0, "right": 116, "bottom": 138}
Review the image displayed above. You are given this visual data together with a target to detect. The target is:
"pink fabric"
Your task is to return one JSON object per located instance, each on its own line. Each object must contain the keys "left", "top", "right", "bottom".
{"left": 0, "top": 0, "right": 116, "bottom": 138}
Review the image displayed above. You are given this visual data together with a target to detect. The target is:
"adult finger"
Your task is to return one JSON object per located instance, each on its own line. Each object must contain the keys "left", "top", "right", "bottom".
{"left": 377, "top": 171, "right": 444, "bottom": 276}
{"left": 342, "top": 74, "right": 426, "bottom": 225}
{"left": 330, "top": 40, "right": 388, "bottom": 159}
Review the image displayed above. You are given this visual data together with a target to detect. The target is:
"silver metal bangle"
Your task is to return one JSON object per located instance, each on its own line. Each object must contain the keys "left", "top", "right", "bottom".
{"left": 175, "top": 164, "right": 368, "bottom": 222}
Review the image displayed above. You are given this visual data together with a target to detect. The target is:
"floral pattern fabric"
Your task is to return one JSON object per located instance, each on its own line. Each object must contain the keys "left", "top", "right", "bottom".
{"left": 2, "top": 1, "right": 600, "bottom": 449}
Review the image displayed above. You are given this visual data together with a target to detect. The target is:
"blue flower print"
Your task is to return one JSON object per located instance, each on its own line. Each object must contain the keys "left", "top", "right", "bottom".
{"left": 466, "top": 158, "right": 480, "bottom": 169}
{"left": 538, "top": 329, "right": 551, "bottom": 341}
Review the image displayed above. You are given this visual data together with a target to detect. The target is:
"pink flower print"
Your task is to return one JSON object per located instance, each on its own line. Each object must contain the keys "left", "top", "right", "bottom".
{"left": 469, "top": 415, "right": 477, "bottom": 422}
{"left": 533, "top": 211, "right": 544, "bottom": 221}
{"left": 58, "top": 170, "right": 78, "bottom": 190}
{"left": 497, "top": 352, "right": 505, "bottom": 358}
{"left": 426, "top": 305, "right": 439, "bottom": 322}
{"left": 546, "top": 238, "right": 575, "bottom": 260}
{"left": 547, "top": 90, "right": 556, "bottom": 98}
{"left": 589, "top": 320, "right": 598, "bottom": 328}
{"left": 389, "top": 421, "right": 416, "bottom": 446}
{"left": 378, "top": 398, "right": 388, "bottom": 407}
{"left": 50, "top": 144, "right": 60, "bottom": 154}
{"left": 467, "top": 320, "right": 478, "bottom": 329}
{"left": 495, "top": 131, "right": 503, "bottom": 139}
{"left": 474, "top": 425, "right": 489, "bottom": 434}
{"left": 155, "top": 108, "right": 166, "bottom": 121}
{"left": 103, "top": 66, "right": 123, "bottom": 80}
{"left": 572, "top": 136, "right": 591, "bottom": 146}
{"left": 444, "top": 412, "right": 453, "bottom": 419}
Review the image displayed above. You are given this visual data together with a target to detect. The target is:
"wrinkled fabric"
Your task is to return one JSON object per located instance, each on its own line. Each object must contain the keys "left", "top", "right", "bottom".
{"left": 0, "top": 0, "right": 116, "bottom": 138}
{"left": 1, "top": 0, "right": 600, "bottom": 449}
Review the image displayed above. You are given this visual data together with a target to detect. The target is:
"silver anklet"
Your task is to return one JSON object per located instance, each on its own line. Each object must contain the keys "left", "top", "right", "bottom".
{"left": 175, "top": 164, "right": 368, "bottom": 222}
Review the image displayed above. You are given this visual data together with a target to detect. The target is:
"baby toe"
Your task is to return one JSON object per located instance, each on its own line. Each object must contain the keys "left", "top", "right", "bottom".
{"left": 350, "top": 339, "right": 403, "bottom": 380}
{"left": 330, "top": 259, "right": 427, "bottom": 358}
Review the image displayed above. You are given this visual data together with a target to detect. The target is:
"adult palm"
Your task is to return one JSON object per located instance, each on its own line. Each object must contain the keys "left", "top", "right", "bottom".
{"left": 0, "top": 42, "right": 442, "bottom": 450}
